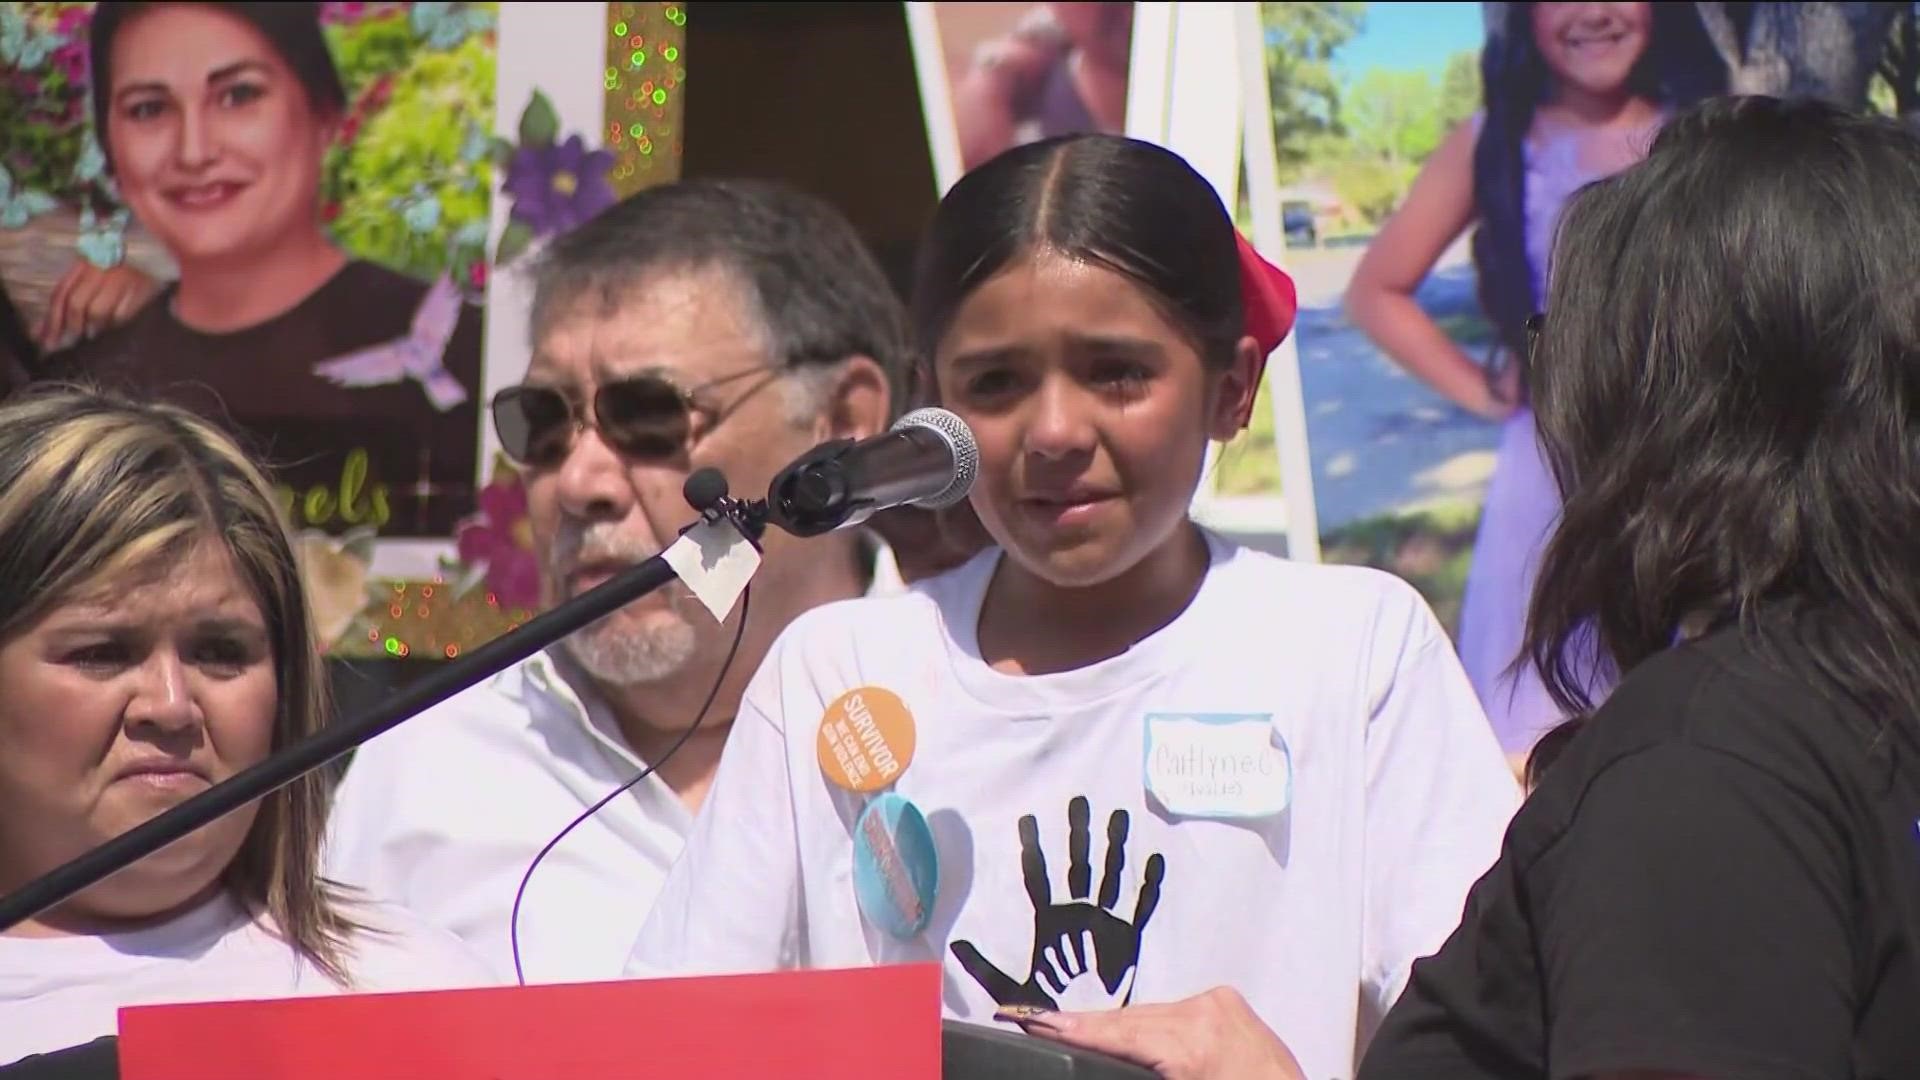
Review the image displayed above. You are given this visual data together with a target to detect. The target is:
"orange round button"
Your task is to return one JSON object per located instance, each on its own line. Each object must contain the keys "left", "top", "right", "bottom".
{"left": 817, "top": 687, "right": 917, "bottom": 793}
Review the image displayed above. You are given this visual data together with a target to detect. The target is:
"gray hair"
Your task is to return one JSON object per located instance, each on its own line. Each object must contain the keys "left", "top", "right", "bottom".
{"left": 527, "top": 178, "right": 913, "bottom": 424}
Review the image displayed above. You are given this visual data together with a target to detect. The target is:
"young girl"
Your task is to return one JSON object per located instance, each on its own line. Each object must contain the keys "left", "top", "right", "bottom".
{"left": 1345, "top": 2, "right": 1722, "bottom": 763}
{"left": 627, "top": 135, "right": 1519, "bottom": 1080}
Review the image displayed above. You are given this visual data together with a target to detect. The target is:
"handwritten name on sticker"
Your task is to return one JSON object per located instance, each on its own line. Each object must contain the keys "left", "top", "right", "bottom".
{"left": 1143, "top": 713, "right": 1291, "bottom": 819}
{"left": 817, "top": 687, "right": 918, "bottom": 794}
{"left": 862, "top": 812, "right": 924, "bottom": 927}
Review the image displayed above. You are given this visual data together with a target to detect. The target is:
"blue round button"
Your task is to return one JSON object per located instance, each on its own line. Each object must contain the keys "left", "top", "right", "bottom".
{"left": 852, "top": 792, "right": 940, "bottom": 939}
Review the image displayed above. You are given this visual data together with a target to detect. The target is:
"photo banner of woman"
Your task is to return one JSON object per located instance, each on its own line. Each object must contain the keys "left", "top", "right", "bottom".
{"left": 0, "top": 1, "right": 694, "bottom": 673}
{"left": 1290, "top": 1, "right": 1920, "bottom": 764}
{"left": 0, "top": 2, "right": 503, "bottom": 661}
{"left": 1, "top": 2, "right": 495, "bottom": 539}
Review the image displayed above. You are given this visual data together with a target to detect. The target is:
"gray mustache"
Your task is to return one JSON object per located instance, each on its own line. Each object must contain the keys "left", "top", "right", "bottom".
{"left": 547, "top": 521, "right": 664, "bottom": 579}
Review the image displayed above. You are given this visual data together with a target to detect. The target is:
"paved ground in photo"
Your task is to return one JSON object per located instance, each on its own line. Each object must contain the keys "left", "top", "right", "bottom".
{"left": 1285, "top": 236, "right": 1502, "bottom": 532}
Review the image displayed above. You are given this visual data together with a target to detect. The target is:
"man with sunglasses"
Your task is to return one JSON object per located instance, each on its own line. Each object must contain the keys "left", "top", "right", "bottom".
{"left": 322, "top": 179, "right": 929, "bottom": 984}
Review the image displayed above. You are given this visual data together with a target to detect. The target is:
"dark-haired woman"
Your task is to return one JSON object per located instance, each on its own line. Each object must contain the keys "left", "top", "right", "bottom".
{"left": 1345, "top": 2, "right": 1722, "bottom": 765}
{"left": 42, "top": 2, "right": 484, "bottom": 541}
{"left": 1359, "top": 95, "right": 1920, "bottom": 1080}
{"left": 625, "top": 133, "right": 1520, "bottom": 1080}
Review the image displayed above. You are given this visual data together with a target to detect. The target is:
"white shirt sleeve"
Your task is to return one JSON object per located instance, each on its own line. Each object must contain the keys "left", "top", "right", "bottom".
{"left": 320, "top": 738, "right": 405, "bottom": 904}
{"left": 1358, "top": 593, "right": 1521, "bottom": 1035}
{"left": 624, "top": 695, "right": 804, "bottom": 977}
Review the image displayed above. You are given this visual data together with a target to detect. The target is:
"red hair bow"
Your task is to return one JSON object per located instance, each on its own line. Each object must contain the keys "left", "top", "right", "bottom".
{"left": 1236, "top": 231, "right": 1297, "bottom": 355}
{"left": 1233, "top": 232, "right": 1299, "bottom": 429}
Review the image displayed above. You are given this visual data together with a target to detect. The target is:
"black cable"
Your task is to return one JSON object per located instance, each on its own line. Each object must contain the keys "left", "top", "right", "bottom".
{"left": 507, "top": 586, "right": 752, "bottom": 985}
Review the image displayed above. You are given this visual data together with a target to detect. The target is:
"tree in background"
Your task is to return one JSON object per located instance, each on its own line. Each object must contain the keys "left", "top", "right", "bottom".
{"left": 1345, "top": 69, "right": 1446, "bottom": 170}
{"left": 1437, "top": 49, "right": 1482, "bottom": 129}
{"left": 1331, "top": 68, "right": 1445, "bottom": 222}
{"left": 1262, "top": 1, "right": 1366, "bottom": 179}
{"left": 1316, "top": 48, "right": 1479, "bottom": 228}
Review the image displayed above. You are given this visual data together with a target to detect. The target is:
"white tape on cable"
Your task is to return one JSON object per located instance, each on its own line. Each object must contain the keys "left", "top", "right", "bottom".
{"left": 660, "top": 517, "right": 761, "bottom": 623}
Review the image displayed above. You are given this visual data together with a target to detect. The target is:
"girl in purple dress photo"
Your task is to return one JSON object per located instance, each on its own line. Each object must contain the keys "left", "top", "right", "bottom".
{"left": 1345, "top": 2, "right": 1723, "bottom": 765}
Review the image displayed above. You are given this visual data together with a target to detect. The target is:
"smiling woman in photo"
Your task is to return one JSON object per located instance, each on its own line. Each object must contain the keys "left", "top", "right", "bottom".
{"left": 42, "top": 2, "right": 485, "bottom": 541}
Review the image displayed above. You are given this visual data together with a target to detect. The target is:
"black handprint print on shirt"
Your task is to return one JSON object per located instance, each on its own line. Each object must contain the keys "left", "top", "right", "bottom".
{"left": 952, "top": 795, "right": 1166, "bottom": 1012}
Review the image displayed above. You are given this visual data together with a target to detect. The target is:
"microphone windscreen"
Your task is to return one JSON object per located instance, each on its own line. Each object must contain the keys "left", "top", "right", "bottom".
{"left": 893, "top": 407, "right": 977, "bottom": 510}
{"left": 682, "top": 467, "right": 730, "bottom": 512}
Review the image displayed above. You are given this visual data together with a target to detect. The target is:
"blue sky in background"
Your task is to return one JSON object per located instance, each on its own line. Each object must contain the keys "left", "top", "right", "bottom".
{"left": 1333, "top": 2, "right": 1485, "bottom": 78}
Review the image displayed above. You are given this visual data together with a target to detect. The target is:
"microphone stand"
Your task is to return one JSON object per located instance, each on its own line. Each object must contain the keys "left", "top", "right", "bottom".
{"left": 0, "top": 472, "right": 770, "bottom": 934}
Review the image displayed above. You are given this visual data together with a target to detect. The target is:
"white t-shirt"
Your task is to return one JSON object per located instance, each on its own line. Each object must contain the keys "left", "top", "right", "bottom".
{"left": 626, "top": 534, "right": 1521, "bottom": 1079}
{"left": 323, "top": 648, "right": 696, "bottom": 985}
{"left": 0, "top": 894, "right": 491, "bottom": 1065}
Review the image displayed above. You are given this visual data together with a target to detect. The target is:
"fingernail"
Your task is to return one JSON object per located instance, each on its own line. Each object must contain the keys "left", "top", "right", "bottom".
{"left": 996, "top": 1006, "right": 1069, "bottom": 1032}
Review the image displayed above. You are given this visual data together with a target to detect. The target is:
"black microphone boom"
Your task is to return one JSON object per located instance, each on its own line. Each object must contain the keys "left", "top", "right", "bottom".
{"left": 767, "top": 407, "right": 978, "bottom": 537}
{"left": 0, "top": 472, "right": 765, "bottom": 934}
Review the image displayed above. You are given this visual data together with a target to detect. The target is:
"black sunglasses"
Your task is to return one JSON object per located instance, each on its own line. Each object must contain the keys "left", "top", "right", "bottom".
{"left": 490, "top": 365, "right": 779, "bottom": 469}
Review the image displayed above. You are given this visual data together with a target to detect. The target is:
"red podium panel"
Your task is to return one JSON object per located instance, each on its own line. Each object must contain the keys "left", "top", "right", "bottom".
{"left": 117, "top": 963, "right": 942, "bottom": 1080}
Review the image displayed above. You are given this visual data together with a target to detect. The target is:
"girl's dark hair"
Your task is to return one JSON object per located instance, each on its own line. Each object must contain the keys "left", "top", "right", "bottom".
{"left": 1525, "top": 96, "right": 1920, "bottom": 755}
{"left": 909, "top": 134, "right": 1243, "bottom": 370}
{"left": 1472, "top": 2, "right": 1725, "bottom": 377}
{"left": 89, "top": 1, "right": 348, "bottom": 167}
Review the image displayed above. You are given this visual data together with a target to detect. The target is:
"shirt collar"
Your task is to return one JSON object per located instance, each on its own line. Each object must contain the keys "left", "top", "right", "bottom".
{"left": 509, "top": 648, "right": 647, "bottom": 774}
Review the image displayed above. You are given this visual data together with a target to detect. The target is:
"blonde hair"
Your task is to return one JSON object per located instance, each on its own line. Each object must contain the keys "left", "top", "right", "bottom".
{"left": 0, "top": 384, "right": 357, "bottom": 983}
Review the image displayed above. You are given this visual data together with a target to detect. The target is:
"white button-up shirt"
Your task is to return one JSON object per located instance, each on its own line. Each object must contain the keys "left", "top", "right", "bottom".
{"left": 323, "top": 540, "right": 903, "bottom": 985}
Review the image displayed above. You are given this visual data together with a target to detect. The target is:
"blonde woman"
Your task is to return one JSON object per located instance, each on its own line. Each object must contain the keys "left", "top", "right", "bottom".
{"left": 0, "top": 385, "right": 490, "bottom": 1066}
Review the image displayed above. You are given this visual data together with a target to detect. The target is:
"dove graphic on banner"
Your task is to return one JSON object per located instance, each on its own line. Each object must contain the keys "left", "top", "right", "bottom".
{"left": 311, "top": 274, "right": 471, "bottom": 412}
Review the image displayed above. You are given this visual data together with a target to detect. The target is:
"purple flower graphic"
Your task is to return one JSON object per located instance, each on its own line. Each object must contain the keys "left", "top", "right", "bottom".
{"left": 455, "top": 471, "right": 541, "bottom": 611}
{"left": 502, "top": 134, "right": 615, "bottom": 238}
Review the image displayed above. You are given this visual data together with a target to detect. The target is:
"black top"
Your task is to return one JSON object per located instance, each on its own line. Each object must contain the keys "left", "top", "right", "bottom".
{"left": 42, "top": 260, "right": 484, "bottom": 539}
{"left": 0, "top": 1037, "right": 116, "bottom": 1078}
{"left": 1358, "top": 606, "right": 1920, "bottom": 1080}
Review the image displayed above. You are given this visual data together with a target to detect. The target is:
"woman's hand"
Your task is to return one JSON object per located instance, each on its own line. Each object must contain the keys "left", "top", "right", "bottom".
{"left": 36, "top": 261, "right": 161, "bottom": 350}
{"left": 1003, "top": 987, "right": 1307, "bottom": 1080}
{"left": 1466, "top": 361, "right": 1522, "bottom": 422}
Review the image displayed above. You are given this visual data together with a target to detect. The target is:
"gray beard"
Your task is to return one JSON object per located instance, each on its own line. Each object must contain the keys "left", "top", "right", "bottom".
{"left": 561, "top": 612, "right": 698, "bottom": 686}
{"left": 547, "top": 519, "right": 699, "bottom": 686}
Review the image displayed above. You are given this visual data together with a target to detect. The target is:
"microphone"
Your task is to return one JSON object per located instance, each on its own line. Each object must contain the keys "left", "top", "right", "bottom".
{"left": 766, "top": 407, "right": 978, "bottom": 537}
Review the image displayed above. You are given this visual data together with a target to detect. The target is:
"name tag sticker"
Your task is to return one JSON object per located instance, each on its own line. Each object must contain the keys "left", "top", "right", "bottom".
{"left": 1143, "top": 713, "right": 1291, "bottom": 819}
